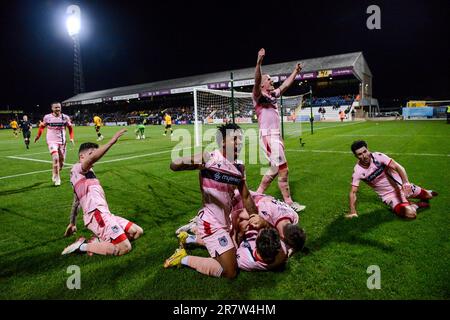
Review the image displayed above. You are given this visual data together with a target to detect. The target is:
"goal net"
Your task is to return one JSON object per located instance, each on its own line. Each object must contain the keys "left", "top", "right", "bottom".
{"left": 193, "top": 87, "right": 307, "bottom": 146}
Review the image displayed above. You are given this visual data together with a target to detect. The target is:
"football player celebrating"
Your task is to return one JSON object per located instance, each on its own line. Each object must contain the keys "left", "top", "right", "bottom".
{"left": 61, "top": 128, "right": 144, "bottom": 256}
{"left": 34, "top": 102, "right": 74, "bottom": 186}
{"left": 348, "top": 140, "right": 438, "bottom": 219}
{"left": 253, "top": 48, "right": 305, "bottom": 212}
{"left": 164, "top": 123, "right": 259, "bottom": 279}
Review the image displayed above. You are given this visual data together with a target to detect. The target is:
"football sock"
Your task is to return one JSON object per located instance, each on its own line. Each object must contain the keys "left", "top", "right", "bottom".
{"left": 86, "top": 242, "right": 117, "bottom": 255}
{"left": 182, "top": 256, "right": 223, "bottom": 277}
{"left": 278, "top": 175, "right": 293, "bottom": 205}
{"left": 257, "top": 174, "right": 276, "bottom": 194}
{"left": 186, "top": 234, "right": 197, "bottom": 244}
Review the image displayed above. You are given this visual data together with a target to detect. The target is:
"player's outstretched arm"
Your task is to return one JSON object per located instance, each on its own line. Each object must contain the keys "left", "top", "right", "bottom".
{"left": 81, "top": 128, "right": 127, "bottom": 172}
{"left": 347, "top": 185, "right": 359, "bottom": 218}
{"left": 34, "top": 122, "right": 46, "bottom": 142}
{"left": 170, "top": 151, "right": 210, "bottom": 171}
{"left": 279, "top": 63, "right": 303, "bottom": 95}
{"left": 68, "top": 124, "right": 75, "bottom": 146}
{"left": 253, "top": 48, "right": 265, "bottom": 99}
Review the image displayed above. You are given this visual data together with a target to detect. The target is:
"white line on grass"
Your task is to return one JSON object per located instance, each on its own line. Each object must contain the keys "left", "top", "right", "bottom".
{"left": 96, "top": 147, "right": 191, "bottom": 164}
{"left": 285, "top": 121, "right": 365, "bottom": 136}
{"left": 6, "top": 156, "right": 74, "bottom": 166}
{"left": 14, "top": 151, "right": 50, "bottom": 156}
{"left": 336, "top": 134, "right": 448, "bottom": 137}
{"left": 0, "top": 168, "right": 56, "bottom": 180}
{"left": 286, "top": 149, "right": 450, "bottom": 157}
{"left": 0, "top": 147, "right": 193, "bottom": 180}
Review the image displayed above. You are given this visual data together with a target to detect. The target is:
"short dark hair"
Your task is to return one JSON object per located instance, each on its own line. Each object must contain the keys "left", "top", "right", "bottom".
{"left": 283, "top": 224, "right": 306, "bottom": 252}
{"left": 351, "top": 140, "right": 368, "bottom": 154}
{"left": 51, "top": 101, "right": 61, "bottom": 106}
{"left": 79, "top": 142, "right": 99, "bottom": 154}
{"left": 256, "top": 228, "right": 281, "bottom": 264}
{"left": 216, "top": 123, "right": 242, "bottom": 145}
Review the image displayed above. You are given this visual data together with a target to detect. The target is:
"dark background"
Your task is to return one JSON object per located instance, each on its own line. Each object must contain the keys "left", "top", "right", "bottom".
{"left": 1, "top": 0, "right": 449, "bottom": 111}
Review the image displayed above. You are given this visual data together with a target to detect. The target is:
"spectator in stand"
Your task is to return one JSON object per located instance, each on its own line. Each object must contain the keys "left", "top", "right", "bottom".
{"left": 339, "top": 109, "right": 345, "bottom": 122}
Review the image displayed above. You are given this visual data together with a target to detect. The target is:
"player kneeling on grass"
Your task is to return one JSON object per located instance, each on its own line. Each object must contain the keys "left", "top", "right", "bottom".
{"left": 164, "top": 123, "right": 259, "bottom": 279}
{"left": 347, "top": 140, "right": 438, "bottom": 220}
{"left": 62, "top": 129, "right": 144, "bottom": 256}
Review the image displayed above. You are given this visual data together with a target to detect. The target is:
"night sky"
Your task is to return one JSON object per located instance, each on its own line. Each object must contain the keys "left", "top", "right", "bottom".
{"left": 1, "top": 0, "right": 449, "bottom": 111}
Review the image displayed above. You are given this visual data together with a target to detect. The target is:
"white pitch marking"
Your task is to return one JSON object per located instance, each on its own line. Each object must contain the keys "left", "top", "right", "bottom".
{"left": 285, "top": 121, "right": 365, "bottom": 136}
{"left": 336, "top": 134, "right": 448, "bottom": 137}
{"left": 286, "top": 149, "right": 450, "bottom": 157}
{"left": 6, "top": 156, "right": 74, "bottom": 166}
{"left": 0, "top": 168, "right": 55, "bottom": 180}
{"left": 0, "top": 147, "right": 192, "bottom": 180}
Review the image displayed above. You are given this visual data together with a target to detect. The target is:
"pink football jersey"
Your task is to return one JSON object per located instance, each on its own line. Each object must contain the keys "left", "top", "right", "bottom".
{"left": 42, "top": 113, "right": 72, "bottom": 145}
{"left": 237, "top": 229, "right": 287, "bottom": 271}
{"left": 253, "top": 88, "right": 281, "bottom": 135}
{"left": 198, "top": 150, "right": 244, "bottom": 231}
{"left": 351, "top": 152, "right": 403, "bottom": 199}
{"left": 70, "top": 163, "right": 111, "bottom": 226}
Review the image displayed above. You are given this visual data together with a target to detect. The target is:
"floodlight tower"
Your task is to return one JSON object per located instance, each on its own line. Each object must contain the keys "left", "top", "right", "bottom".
{"left": 66, "top": 5, "right": 85, "bottom": 94}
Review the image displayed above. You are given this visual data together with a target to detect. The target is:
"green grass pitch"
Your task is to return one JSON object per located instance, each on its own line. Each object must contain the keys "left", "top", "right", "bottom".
{"left": 0, "top": 120, "right": 449, "bottom": 299}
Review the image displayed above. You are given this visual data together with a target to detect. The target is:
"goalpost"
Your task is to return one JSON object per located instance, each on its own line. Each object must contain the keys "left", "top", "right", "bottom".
{"left": 193, "top": 87, "right": 307, "bottom": 146}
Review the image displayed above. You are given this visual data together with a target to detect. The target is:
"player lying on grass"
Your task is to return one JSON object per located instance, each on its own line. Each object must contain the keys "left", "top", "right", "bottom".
{"left": 169, "top": 211, "right": 287, "bottom": 272}
{"left": 61, "top": 128, "right": 144, "bottom": 256}
{"left": 231, "top": 190, "right": 306, "bottom": 257}
{"left": 164, "top": 123, "right": 259, "bottom": 279}
{"left": 172, "top": 191, "right": 306, "bottom": 271}
{"left": 348, "top": 140, "right": 438, "bottom": 220}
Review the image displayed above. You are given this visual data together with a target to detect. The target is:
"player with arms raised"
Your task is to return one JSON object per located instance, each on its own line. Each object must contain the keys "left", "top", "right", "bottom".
{"left": 34, "top": 102, "right": 74, "bottom": 186}
{"left": 61, "top": 128, "right": 144, "bottom": 256}
{"left": 253, "top": 48, "right": 305, "bottom": 212}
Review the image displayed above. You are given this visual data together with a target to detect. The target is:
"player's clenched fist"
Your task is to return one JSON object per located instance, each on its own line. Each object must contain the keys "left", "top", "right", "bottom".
{"left": 257, "top": 48, "right": 265, "bottom": 64}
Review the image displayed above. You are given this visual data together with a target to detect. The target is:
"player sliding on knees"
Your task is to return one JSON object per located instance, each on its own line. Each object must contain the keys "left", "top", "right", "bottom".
{"left": 164, "top": 123, "right": 259, "bottom": 279}
{"left": 253, "top": 48, "right": 305, "bottom": 212}
{"left": 347, "top": 140, "right": 438, "bottom": 220}
{"left": 61, "top": 128, "right": 144, "bottom": 256}
{"left": 34, "top": 102, "right": 74, "bottom": 186}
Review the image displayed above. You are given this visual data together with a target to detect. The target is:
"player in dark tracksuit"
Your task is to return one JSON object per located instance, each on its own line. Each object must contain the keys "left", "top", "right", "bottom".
{"left": 19, "top": 115, "right": 33, "bottom": 149}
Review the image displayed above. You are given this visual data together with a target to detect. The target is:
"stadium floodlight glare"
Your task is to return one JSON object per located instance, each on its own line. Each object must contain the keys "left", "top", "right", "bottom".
{"left": 66, "top": 5, "right": 81, "bottom": 37}
{"left": 66, "top": 5, "right": 85, "bottom": 94}
{"left": 66, "top": 15, "right": 80, "bottom": 36}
